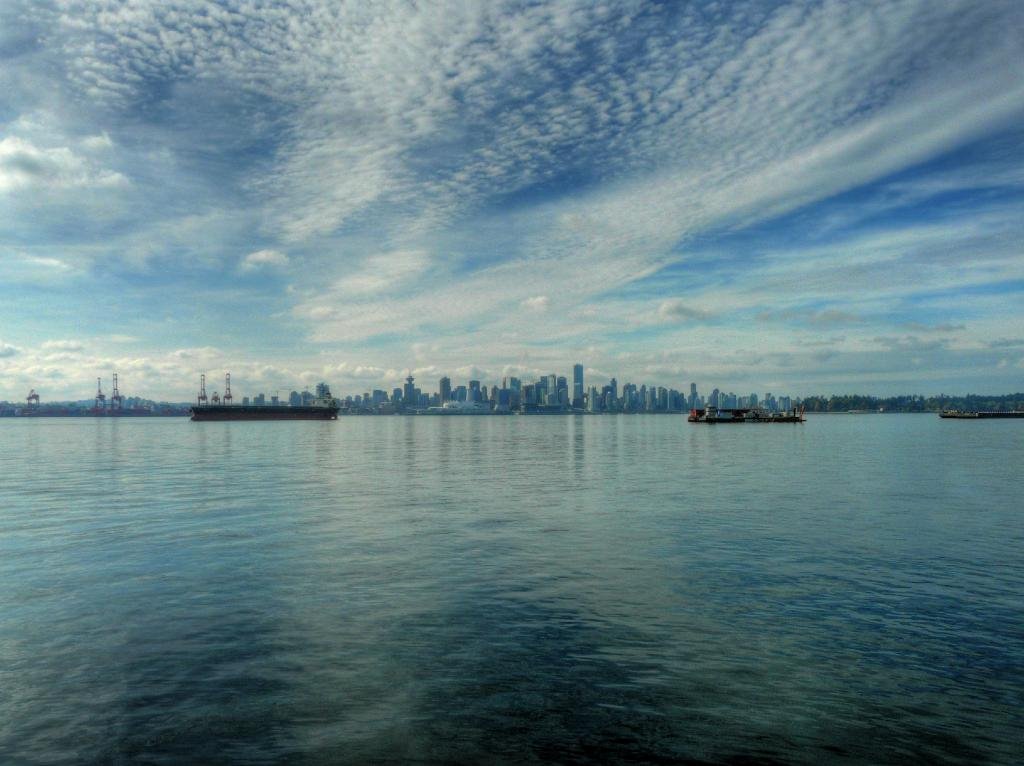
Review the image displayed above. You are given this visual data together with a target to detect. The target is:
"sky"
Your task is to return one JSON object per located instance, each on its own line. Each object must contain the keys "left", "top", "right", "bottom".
{"left": 1, "top": 0, "right": 1023, "bottom": 402}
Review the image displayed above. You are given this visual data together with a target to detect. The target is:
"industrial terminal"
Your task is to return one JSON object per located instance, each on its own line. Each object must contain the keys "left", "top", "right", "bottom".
{"left": 2, "top": 374, "right": 189, "bottom": 417}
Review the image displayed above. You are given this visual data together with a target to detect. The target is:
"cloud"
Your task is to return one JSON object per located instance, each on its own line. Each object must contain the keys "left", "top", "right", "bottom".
{"left": 331, "top": 251, "right": 431, "bottom": 296}
{"left": 872, "top": 335, "right": 950, "bottom": 353}
{"left": 521, "top": 296, "right": 551, "bottom": 312}
{"left": 239, "top": 249, "right": 290, "bottom": 271}
{"left": 901, "top": 322, "right": 967, "bottom": 333}
{"left": 0, "top": 342, "right": 21, "bottom": 358}
{"left": 757, "top": 309, "right": 864, "bottom": 327}
{"left": 0, "top": 136, "right": 127, "bottom": 192}
{"left": 987, "top": 338, "right": 1024, "bottom": 349}
{"left": 170, "top": 347, "right": 222, "bottom": 360}
{"left": 657, "top": 300, "right": 710, "bottom": 323}
{"left": 40, "top": 339, "right": 84, "bottom": 352}
{"left": 325, "top": 362, "right": 391, "bottom": 381}
{"left": 25, "top": 256, "right": 74, "bottom": 271}
{"left": 0, "top": 253, "right": 83, "bottom": 286}
{"left": 81, "top": 132, "right": 113, "bottom": 151}
{"left": 40, "top": 0, "right": 1021, "bottom": 248}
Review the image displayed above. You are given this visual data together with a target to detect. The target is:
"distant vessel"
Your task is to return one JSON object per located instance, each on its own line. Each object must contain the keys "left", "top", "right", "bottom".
{"left": 433, "top": 400, "right": 494, "bottom": 414}
{"left": 189, "top": 373, "right": 339, "bottom": 421}
{"left": 688, "top": 407, "right": 805, "bottom": 423}
{"left": 939, "top": 410, "right": 1024, "bottom": 419}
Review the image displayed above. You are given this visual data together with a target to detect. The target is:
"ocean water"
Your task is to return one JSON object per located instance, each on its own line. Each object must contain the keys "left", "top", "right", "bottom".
{"left": 1, "top": 414, "right": 1021, "bottom": 765}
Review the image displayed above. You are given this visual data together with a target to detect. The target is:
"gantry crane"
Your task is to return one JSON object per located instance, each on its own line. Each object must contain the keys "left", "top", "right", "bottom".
{"left": 197, "top": 373, "right": 208, "bottom": 405}
{"left": 95, "top": 377, "right": 106, "bottom": 410}
{"left": 110, "top": 373, "right": 124, "bottom": 410}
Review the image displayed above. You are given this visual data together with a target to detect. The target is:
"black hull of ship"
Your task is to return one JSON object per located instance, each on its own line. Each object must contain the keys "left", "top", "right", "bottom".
{"left": 191, "top": 405, "right": 338, "bottom": 421}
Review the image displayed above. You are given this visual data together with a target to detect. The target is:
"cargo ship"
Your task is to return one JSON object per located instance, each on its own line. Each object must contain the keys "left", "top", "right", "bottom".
{"left": 688, "top": 407, "right": 805, "bottom": 423}
{"left": 189, "top": 373, "right": 339, "bottom": 421}
{"left": 939, "top": 410, "right": 1024, "bottom": 419}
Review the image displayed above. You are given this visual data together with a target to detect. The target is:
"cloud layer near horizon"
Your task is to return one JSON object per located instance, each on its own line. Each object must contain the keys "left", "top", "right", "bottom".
{"left": 1, "top": 0, "right": 1023, "bottom": 400}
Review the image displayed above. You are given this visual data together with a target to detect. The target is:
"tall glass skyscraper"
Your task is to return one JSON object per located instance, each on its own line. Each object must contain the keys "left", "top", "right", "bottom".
{"left": 572, "top": 363, "right": 584, "bottom": 406}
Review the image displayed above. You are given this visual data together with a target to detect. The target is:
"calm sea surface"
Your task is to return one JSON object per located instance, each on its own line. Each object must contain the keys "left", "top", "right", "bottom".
{"left": 1, "top": 415, "right": 1021, "bottom": 764}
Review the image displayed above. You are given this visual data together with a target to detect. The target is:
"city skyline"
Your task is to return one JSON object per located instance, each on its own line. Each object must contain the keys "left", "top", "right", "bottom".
{"left": 7, "top": 361, "right": 1020, "bottom": 412}
{"left": 4, "top": 364, "right": 796, "bottom": 409}
{"left": 311, "top": 369, "right": 794, "bottom": 415}
{"left": 2, "top": 2, "right": 1023, "bottom": 401}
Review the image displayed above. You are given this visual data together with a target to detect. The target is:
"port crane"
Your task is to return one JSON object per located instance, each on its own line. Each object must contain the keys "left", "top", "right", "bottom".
{"left": 197, "top": 374, "right": 209, "bottom": 405}
{"left": 110, "top": 373, "right": 124, "bottom": 411}
{"left": 94, "top": 377, "right": 106, "bottom": 410}
{"left": 26, "top": 389, "right": 40, "bottom": 407}
{"left": 223, "top": 373, "right": 233, "bottom": 405}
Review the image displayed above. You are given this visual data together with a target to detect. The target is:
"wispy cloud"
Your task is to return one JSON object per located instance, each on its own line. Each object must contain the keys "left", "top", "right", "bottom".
{"left": 332, "top": 251, "right": 431, "bottom": 296}
{"left": 657, "top": 300, "right": 711, "bottom": 323}
{"left": 40, "top": 339, "right": 85, "bottom": 352}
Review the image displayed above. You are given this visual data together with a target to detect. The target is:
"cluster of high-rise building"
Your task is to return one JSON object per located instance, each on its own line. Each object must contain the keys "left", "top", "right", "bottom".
{"left": 335, "top": 365, "right": 794, "bottom": 415}
{"left": 239, "top": 383, "right": 332, "bottom": 408}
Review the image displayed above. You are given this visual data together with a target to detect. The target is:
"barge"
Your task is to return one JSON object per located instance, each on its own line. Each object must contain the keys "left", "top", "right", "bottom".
{"left": 939, "top": 410, "right": 1024, "bottom": 419}
{"left": 688, "top": 407, "right": 805, "bottom": 424}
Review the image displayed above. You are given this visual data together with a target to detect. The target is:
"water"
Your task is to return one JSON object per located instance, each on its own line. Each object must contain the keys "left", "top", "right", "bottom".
{"left": 1, "top": 415, "right": 1021, "bottom": 764}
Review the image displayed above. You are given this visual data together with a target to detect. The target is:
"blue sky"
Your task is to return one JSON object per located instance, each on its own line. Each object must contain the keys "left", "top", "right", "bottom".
{"left": 1, "top": 0, "right": 1022, "bottom": 401}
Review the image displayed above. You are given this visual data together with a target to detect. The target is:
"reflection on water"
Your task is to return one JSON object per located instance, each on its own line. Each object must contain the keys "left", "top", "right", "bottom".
{"left": 1, "top": 415, "right": 1022, "bottom": 764}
